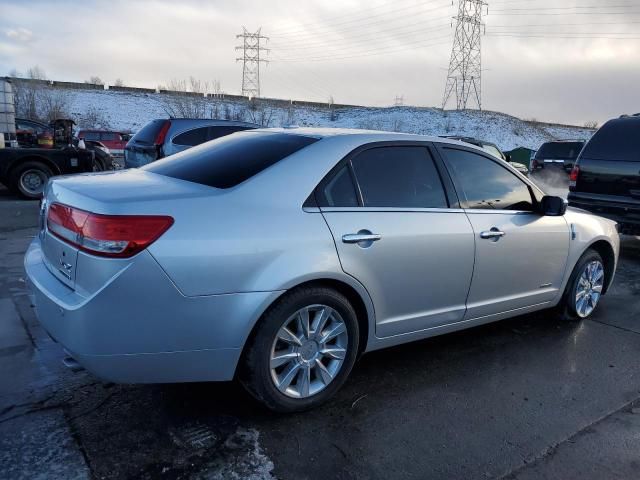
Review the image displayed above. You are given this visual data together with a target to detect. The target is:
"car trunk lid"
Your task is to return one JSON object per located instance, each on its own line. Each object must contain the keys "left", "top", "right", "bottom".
{"left": 39, "top": 169, "right": 219, "bottom": 294}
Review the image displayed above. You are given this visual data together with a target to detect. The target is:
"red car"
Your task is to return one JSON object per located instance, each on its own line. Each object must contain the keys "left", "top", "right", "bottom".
{"left": 77, "top": 129, "right": 130, "bottom": 157}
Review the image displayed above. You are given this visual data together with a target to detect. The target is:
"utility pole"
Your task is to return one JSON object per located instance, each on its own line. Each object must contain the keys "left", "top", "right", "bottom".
{"left": 235, "top": 27, "right": 269, "bottom": 98}
{"left": 442, "top": 0, "right": 486, "bottom": 110}
{"left": 394, "top": 94, "right": 404, "bottom": 106}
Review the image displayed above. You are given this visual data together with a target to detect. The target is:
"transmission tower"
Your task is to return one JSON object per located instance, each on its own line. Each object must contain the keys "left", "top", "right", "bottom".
{"left": 442, "top": 0, "right": 486, "bottom": 110}
{"left": 235, "top": 27, "right": 269, "bottom": 98}
{"left": 394, "top": 94, "right": 404, "bottom": 106}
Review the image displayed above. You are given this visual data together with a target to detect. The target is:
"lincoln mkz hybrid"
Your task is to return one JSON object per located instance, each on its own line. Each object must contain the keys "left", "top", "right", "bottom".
{"left": 25, "top": 128, "right": 619, "bottom": 412}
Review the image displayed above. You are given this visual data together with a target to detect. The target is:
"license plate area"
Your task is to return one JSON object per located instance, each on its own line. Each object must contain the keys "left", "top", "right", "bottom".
{"left": 42, "top": 232, "right": 78, "bottom": 290}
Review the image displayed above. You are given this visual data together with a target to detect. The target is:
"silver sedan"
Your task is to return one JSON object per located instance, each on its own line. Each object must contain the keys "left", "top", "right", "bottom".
{"left": 25, "top": 128, "right": 620, "bottom": 412}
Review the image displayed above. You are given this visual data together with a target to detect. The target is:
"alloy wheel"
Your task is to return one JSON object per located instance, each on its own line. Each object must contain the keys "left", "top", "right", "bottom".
{"left": 270, "top": 304, "right": 349, "bottom": 399}
{"left": 575, "top": 260, "right": 604, "bottom": 318}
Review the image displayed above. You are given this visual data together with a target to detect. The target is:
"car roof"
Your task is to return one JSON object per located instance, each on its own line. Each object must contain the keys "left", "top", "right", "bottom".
{"left": 249, "top": 127, "right": 471, "bottom": 146}
{"left": 78, "top": 129, "right": 127, "bottom": 133}
{"left": 165, "top": 118, "right": 259, "bottom": 127}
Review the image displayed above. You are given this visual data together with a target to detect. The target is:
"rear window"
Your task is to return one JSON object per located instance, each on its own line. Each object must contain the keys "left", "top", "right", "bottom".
{"left": 580, "top": 118, "right": 640, "bottom": 162}
{"left": 535, "top": 142, "right": 584, "bottom": 160}
{"left": 143, "top": 131, "right": 319, "bottom": 189}
{"left": 132, "top": 119, "right": 169, "bottom": 144}
{"left": 100, "top": 132, "right": 120, "bottom": 141}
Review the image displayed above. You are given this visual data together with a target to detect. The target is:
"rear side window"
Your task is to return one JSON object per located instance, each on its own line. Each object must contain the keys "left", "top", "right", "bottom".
{"left": 208, "top": 125, "right": 253, "bottom": 141}
{"left": 322, "top": 166, "right": 359, "bottom": 207}
{"left": 580, "top": 118, "right": 640, "bottom": 162}
{"left": 443, "top": 148, "right": 534, "bottom": 211}
{"left": 132, "top": 119, "right": 169, "bottom": 144}
{"left": 535, "top": 142, "right": 584, "bottom": 160}
{"left": 350, "top": 146, "right": 448, "bottom": 208}
{"left": 172, "top": 127, "right": 208, "bottom": 146}
{"left": 143, "top": 131, "right": 318, "bottom": 189}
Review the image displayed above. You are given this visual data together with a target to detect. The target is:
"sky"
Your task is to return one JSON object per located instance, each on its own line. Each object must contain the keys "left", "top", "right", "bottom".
{"left": 1, "top": 0, "right": 639, "bottom": 125}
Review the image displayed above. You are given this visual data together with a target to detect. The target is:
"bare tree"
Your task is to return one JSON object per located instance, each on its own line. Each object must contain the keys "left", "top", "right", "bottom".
{"left": 40, "top": 89, "right": 70, "bottom": 122}
{"left": 328, "top": 95, "right": 337, "bottom": 122}
{"left": 583, "top": 120, "right": 598, "bottom": 129}
{"left": 85, "top": 76, "right": 104, "bottom": 85}
{"left": 114, "top": 78, "right": 125, "bottom": 87}
{"left": 11, "top": 65, "right": 50, "bottom": 120}
{"left": 244, "top": 99, "right": 273, "bottom": 126}
{"left": 210, "top": 79, "right": 223, "bottom": 97}
{"left": 27, "top": 65, "right": 47, "bottom": 80}
{"left": 77, "top": 105, "right": 111, "bottom": 129}
{"left": 161, "top": 77, "right": 217, "bottom": 118}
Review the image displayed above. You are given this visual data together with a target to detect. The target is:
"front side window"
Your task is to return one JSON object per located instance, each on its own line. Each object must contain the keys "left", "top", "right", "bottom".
{"left": 443, "top": 148, "right": 534, "bottom": 211}
{"left": 350, "top": 146, "right": 448, "bottom": 208}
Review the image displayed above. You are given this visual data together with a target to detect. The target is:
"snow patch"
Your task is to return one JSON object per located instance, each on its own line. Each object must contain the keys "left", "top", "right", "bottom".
{"left": 60, "top": 88, "right": 593, "bottom": 152}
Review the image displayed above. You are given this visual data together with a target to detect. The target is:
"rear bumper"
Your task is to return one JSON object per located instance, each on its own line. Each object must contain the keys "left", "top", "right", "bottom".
{"left": 24, "top": 237, "right": 282, "bottom": 383}
{"left": 568, "top": 192, "right": 640, "bottom": 234}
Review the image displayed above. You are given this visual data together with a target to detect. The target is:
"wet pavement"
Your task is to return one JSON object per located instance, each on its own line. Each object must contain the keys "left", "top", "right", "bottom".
{"left": 1, "top": 186, "right": 640, "bottom": 479}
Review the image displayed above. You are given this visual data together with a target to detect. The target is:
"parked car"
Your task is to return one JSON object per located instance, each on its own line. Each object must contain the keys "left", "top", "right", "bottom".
{"left": 124, "top": 118, "right": 258, "bottom": 168}
{"left": 531, "top": 140, "right": 585, "bottom": 171}
{"left": 77, "top": 129, "right": 129, "bottom": 157}
{"left": 441, "top": 136, "right": 529, "bottom": 176}
{"left": 73, "top": 138, "right": 118, "bottom": 171}
{"left": 26, "top": 129, "right": 619, "bottom": 412}
{"left": 16, "top": 118, "right": 54, "bottom": 148}
{"left": 568, "top": 115, "right": 640, "bottom": 235}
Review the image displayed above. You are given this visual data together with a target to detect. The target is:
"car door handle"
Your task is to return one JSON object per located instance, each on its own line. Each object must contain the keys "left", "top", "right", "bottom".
{"left": 480, "top": 228, "right": 506, "bottom": 239}
{"left": 342, "top": 232, "right": 382, "bottom": 244}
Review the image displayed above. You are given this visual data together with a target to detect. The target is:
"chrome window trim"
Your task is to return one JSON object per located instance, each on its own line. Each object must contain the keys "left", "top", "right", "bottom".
{"left": 318, "top": 207, "right": 466, "bottom": 213}
{"left": 463, "top": 209, "right": 536, "bottom": 215}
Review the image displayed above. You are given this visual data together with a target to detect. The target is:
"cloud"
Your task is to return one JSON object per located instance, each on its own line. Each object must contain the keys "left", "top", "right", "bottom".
{"left": 5, "top": 27, "right": 33, "bottom": 43}
{"left": 0, "top": 0, "right": 638, "bottom": 125}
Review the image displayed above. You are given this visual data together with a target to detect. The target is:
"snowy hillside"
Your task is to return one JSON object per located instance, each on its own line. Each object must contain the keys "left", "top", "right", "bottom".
{"left": 64, "top": 88, "right": 593, "bottom": 151}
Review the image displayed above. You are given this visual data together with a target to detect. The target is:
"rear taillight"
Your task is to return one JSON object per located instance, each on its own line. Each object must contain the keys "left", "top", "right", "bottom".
{"left": 47, "top": 203, "right": 173, "bottom": 258}
{"left": 569, "top": 165, "right": 579, "bottom": 189}
{"left": 154, "top": 120, "right": 171, "bottom": 145}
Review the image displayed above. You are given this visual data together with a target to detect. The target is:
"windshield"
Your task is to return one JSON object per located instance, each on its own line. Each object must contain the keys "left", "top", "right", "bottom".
{"left": 535, "top": 142, "right": 584, "bottom": 160}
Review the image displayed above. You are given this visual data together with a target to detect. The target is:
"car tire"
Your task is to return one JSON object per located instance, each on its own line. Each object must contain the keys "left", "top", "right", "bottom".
{"left": 240, "top": 286, "right": 360, "bottom": 413}
{"left": 9, "top": 161, "right": 54, "bottom": 199}
{"left": 557, "top": 249, "right": 605, "bottom": 321}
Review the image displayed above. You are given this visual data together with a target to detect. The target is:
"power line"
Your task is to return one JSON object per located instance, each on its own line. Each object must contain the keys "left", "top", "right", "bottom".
{"left": 274, "top": 34, "right": 453, "bottom": 62}
{"left": 236, "top": 27, "right": 269, "bottom": 98}
{"left": 270, "top": 0, "right": 449, "bottom": 37}
{"left": 486, "top": 33, "right": 640, "bottom": 39}
{"left": 271, "top": 2, "right": 453, "bottom": 40}
{"left": 269, "top": 23, "right": 452, "bottom": 55}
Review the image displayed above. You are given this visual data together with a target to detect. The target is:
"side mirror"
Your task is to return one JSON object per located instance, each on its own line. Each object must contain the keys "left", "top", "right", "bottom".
{"left": 540, "top": 195, "right": 567, "bottom": 216}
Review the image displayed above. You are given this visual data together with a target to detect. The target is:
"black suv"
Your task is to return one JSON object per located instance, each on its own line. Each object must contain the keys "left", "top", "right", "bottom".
{"left": 568, "top": 115, "right": 640, "bottom": 234}
{"left": 532, "top": 140, "right": 585, "bottom": 172}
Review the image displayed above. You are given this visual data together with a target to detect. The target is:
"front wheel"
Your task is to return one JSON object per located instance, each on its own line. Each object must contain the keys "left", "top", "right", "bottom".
{"left": 240, "top": 286, "right": 360, "bottom": 412}
{"left": 558, "top": 249, "right": 605, "bottom": 321}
